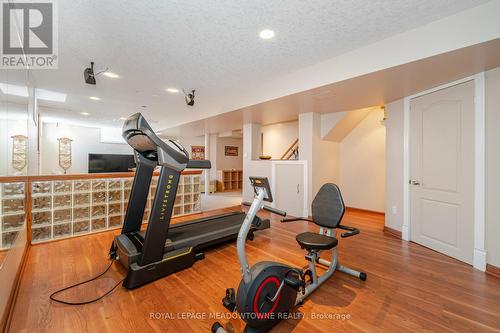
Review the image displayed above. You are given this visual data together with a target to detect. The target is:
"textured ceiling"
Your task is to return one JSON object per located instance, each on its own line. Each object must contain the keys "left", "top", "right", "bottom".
{"left": 0, "top": 0, "right": 489, "bottom": 129}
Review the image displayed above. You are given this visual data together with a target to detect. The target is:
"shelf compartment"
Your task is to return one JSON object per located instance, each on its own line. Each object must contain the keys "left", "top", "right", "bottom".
{"left": 2, "top": 231, "right": 19, "bottom": 248}
{"left": 32, "top": 181, "right": 51, "bottom": 195}
{"left": 53, "top": 180, "right": 72, "bottom": 194}
{"left": 73, "top": 192, "right": 90, "bottom": 206}
{"left": 53, "top": 223, "right": 72, "bottom": 238}
{"left": 73, "top": 207, "right": 90, "bottom": 220}
{"left": 91, "top": 218, "right": 106, "bottom": 231}
{"left": 123, "top": 189, "right": 131, "bottom": 201}
{"left": 92, "top": 191, "right": 107, "bottom": 205}
{"left": 107, "top": 179, "right": 122, "bottom": 189}
{"left": 108, "top": 190, "right": 122, "bottom": 202}
{"left": 73, "top": 220, "right": 90, "bottom": 234}
{"left": 74, "top": 180, "right": 90, "bottom": 192}
{"left": 108, "top": 215, "right": 122, "bottom": 227}
{"left": 123, "top": 179, "right": 133, "bottom": 189}
{"left": 32, "top": 226, "right": 51, "bottom": 242}
{"left": 53, "top": 209, "right": 72, "bottom": 224}
{"left": 32, "top": 196, "right": 51, "bottom": 211}
{"left": 91, "top": 205, "right": 106, "bottom": 217}
{"left": 2, "top": 213, "right": 25, "bottom": 231}
{"left": 2, "top": 182, "right": 25, "bottom": 197}
{"left": 32, "top": 211, "right": 51, "bottom": 226}
{"left": 2, "top": 198, "right": 25, "bottom": 214}
{"left": 53, "top": 194, "right": 71, "bottom": 208}
{"left": 92, "top": 180, "right": 106, "bottom": 191}
{"left": 108, "top": 203, "right": 121, "bottom": 216}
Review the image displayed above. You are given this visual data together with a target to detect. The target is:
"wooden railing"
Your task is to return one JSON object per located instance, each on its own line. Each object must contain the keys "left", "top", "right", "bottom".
{"left": 280, "top": 139, "right": 299, "bottom": 160}
{"left": 0, "top": 171, "right": 202, "bottom": 249}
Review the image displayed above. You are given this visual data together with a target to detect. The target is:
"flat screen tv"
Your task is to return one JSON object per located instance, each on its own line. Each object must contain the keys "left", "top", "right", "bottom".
{"left": 88, "top": 154, "right": 136, "bottom": 173}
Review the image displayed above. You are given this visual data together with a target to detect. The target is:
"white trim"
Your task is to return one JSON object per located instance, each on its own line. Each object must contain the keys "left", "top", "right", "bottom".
{"left": 402, "top": 73, "right": 486, "bottom": 271}
{"left": 473, "top": 72, "right": 486, "bottom": 271}
{"left": 271, "top": 160, "right": 308, "bottom": 217}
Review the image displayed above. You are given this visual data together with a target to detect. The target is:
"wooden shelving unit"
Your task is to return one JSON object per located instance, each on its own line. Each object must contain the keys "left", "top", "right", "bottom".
{"left": 217, "top": 170, "right": 243, "bottom": 192}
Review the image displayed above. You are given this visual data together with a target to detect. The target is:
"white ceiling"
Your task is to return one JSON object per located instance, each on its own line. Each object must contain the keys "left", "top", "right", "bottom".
{"left": 0, "top": 0, "right": 489, "bottom": 130}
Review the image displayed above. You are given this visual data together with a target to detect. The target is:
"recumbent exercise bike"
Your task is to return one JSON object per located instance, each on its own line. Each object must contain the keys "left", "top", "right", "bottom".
{"left": 212, "top": 177, "right": 366, "bottom": 333}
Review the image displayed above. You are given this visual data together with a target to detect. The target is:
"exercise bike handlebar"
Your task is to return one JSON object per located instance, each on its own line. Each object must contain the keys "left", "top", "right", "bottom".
{"left": 281, "top": 217, "right": 360, "bottom": 237}
{"left": 242, "top": 202, "right": 287, "bottom": 217}
{"left": 337, "top": 225, "right": 360, "bottom": 238}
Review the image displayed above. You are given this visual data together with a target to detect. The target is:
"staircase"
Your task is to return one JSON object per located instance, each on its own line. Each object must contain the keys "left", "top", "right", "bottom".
{"left": 280, "top": 139, "right": 299, "bottom": 160}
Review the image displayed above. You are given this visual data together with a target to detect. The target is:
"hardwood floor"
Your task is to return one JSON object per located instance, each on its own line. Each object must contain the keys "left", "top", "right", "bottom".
{"left": 7, "top": 208, "right": 500, "bottom": 333}
{"left": 0, "top": 251, "right": 6, "bottom": 264}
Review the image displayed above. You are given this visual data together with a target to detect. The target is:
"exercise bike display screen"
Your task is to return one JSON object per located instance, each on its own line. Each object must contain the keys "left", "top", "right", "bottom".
{"left": 249, "top": 177, "right": 273, "bottom": 202}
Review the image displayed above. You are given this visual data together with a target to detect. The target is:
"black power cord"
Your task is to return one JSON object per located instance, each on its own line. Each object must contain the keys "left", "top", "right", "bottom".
{"left": 50, "top": 260, "right": 124, "bottom": 305}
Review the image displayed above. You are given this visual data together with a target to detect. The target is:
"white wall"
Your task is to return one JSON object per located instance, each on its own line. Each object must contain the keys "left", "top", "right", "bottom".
{"left": 384, "top": 68, "right": 500, "bottom": 268}
{"left": 486, "top": 67, "right": 500, "bottom": 268}
{"left": 40, "top": 122, "right": 132, "bottom": 174}
{"left": 262, "top": 121, "right": 298, "bottom": 159}
{"left": 340, "top": 109, "right": 386, "bottom": 212}
{"left": 384, "top": 100, "right": 405, "bottom": 231}
{"left": 177, "top": 135, "right": 205, "bottom": 158}
{"left": 0, "top": 102, "right": 28, "bottom": 176}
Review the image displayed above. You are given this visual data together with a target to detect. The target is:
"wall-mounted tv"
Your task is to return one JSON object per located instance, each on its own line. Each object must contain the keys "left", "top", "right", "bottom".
{"left": 88, "top": 154, "right": 136, "bottom": 173}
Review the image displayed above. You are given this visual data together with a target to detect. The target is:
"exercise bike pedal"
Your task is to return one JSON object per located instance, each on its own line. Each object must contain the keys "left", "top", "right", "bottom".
{"left": 284, "top": 276, "right": 306, "bottom": 291}
{"left": 222, "top": 288, "right": 236, "bottom": 312}
{"left": 195, "top": 252, "right": 205, "bottom": 261}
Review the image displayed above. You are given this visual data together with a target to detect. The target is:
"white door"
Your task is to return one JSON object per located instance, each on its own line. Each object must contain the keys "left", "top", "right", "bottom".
{"left": 273, "top": 163, "right": 305, "bottom": 217}
{"left": 410, "top": 81, "right": 475, "bottom": 264}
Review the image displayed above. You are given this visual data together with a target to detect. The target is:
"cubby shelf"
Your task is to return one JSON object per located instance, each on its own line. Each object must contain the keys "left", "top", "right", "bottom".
{"left": 217, "top": 170, "right": 243, "bottom": 192}
{"left": 0, "top": 172, "right": 202, "bottom": 249}
{"left": 0, "top": 182, "right": 26, "bottom": 250}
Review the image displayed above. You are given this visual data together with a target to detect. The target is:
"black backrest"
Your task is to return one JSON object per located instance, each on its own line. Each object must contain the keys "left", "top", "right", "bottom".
{"left": 311, "top": 183, "right": 345, "bottom": 228}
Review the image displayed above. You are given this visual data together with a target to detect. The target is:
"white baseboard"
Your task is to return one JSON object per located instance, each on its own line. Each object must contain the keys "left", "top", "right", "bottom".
{"left": 402, "top": 225, "right": 410, "bottom": 241}
{"left": 473, "top": 248, "right": 487, "bottom": 271}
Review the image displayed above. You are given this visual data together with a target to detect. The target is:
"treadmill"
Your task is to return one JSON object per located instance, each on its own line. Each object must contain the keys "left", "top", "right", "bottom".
{"left": 110, "top": 113, "right": 270, "bottom": 289}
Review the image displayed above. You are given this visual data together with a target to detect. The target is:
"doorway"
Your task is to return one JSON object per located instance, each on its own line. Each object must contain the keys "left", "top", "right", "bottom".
{"left": 409, "top": 80, "right": 475, "bottom": 264}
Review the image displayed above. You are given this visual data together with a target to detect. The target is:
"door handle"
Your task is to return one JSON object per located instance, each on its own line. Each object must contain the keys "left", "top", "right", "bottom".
{"left": 410, "top": 180, "right": 421, "bottom": 186}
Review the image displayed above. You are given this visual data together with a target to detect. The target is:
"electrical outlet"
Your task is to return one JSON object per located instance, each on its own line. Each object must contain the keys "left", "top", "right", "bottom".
{"left": 391, "top": 206, "right": 397, "bottom": 215}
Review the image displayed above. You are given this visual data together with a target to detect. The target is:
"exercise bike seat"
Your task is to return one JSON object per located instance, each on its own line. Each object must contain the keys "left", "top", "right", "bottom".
{"left": 296, "top": 232, "right": 338, "bottom": 251}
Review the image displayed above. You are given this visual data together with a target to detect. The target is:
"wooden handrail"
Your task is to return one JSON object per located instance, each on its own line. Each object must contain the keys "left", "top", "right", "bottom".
{"left": 280, "top": 139, "right": 299, "bottom": 160}
{"left": 0, "top": 170, "right": 202, "bottom": 183}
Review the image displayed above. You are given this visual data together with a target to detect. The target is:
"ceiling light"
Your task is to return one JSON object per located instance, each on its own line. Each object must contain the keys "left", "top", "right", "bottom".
{"left": 36, "top": 88, "right": 67, "bottom": 102}
{"left": 103, "top": 72, "right": 120, "bottom": 78}
{"left": 89, "top": 96, "right": 101, "bottom": 100}
{"left": 166, "top": 88, "right": 179, "bottom": 93}
{"left": 0, "top": 83, "right": 29, "bottom": 97}
{"left": 259, "top": 29, "right": 275, "bottom": 40}
{"left": 80, "top": 112, "right": 89, "bottom": 116}
{"left": 119, "top": 117, "right": 127, "bottom": 120}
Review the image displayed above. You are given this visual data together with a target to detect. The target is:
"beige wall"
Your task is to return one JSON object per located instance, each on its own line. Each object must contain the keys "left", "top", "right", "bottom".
{"left": 261, "top": 121, "right": 298, "bottom": 159}
{"left": 299, "top": 112, "right": 341, "bottom": 207}
{"left": 340, "top": 109, "right": 386, "bottom": 212}
{"left": 486, "top": 67, "right": 500, "bottom": 267}
{"left": 384, "top": 100, "right": 405, "bottom": 231}
{"left": 216, "top": 137, "right": 243, "bottom": 171}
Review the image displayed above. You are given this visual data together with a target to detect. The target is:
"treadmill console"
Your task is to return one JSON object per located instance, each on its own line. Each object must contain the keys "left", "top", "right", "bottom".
{"left": 249, "top": 177, "right": 273, "bottom": 203}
